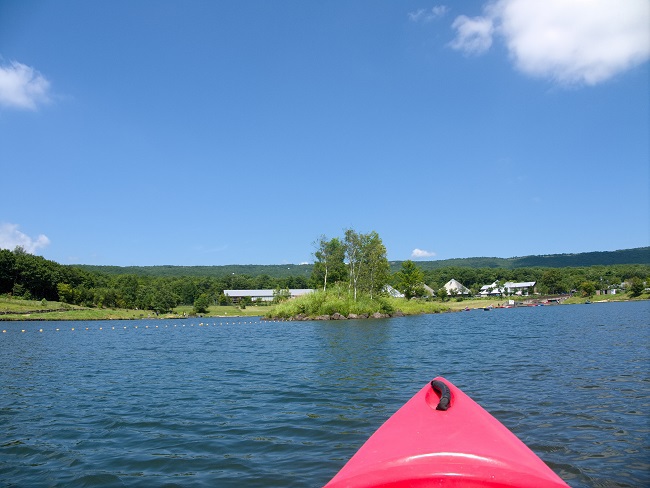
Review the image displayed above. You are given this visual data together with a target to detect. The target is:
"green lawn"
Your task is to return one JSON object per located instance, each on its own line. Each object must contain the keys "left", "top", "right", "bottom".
{"left": 0, "top": 296, "right": 269, "bottom": 321}
{"left": 2, "top": 293, "right": 646, "bottom": 321}
{"left": 174, "top": 304, "right": 271, "bottom": 317}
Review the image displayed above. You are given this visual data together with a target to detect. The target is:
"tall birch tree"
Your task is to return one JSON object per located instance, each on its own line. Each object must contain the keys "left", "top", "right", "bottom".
{"left": 310, "top": 235, "right": 346, "bottom": 291}
{"left": 360, "top": 231, "right": 389, "bottom": 299}
{"left": 344, "top": 229, "right": 389, "bottom": 300}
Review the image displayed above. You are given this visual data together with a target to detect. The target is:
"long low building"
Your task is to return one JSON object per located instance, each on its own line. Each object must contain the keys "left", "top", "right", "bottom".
{"left": 480, "top": 281, "right": 536, "bottom": 296}
{"left": 503, "top": 282, "right": 536, "bottom": 295}
{"left": 224, "top": 289, "right": 314, "bottom": 303}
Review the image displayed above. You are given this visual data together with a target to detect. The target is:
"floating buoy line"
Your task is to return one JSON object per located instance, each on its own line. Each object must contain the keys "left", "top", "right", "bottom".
{"left": 1, "top": 320, "right": 283, "bottom": 335}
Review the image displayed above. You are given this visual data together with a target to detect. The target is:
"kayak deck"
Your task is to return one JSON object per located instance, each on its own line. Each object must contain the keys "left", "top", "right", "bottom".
{"left": 325, "top": 377, "right": 569, "bottom": 487}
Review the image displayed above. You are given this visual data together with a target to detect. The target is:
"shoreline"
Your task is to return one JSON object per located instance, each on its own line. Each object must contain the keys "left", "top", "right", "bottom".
{"left": 1, "top": 296, "right": 645, "bottom": 322}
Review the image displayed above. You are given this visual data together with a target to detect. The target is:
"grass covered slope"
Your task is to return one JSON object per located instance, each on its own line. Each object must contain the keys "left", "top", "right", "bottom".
{"left": 0, "top": 296, "right": 265, "bottom": 321}
{"left": 265, "top": 285, "right": 449, "bottom": 320}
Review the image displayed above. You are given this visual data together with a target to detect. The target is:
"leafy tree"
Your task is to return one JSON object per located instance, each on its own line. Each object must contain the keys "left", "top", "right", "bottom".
{"left": 12, "top": 283, "right": 27, "bottom": 298}
{"left": 344, "top": 229, "right": 364, "bottom": 300}
{"left": 396, "top": 260, "right": 425, "bottom": 300}
{"left": 173, "top": 278, "right": 198, "bottom": 305}
{"left": 255, "top": 274, "right": 275, "bottom": 289}
{"left": 343, "top": 229, "right": 390, "bottom": 301}
{"left": 360, "top": 231, "right": 390, "bottom": 299}
{"left": 0, "top": 249, "right": 16, "bottom": 294}
{"left": 539, "top": 269, "right": 565, "bottom": 294}
{"left": 74, "top": 285, "right": 95, "bottom": 307}
{"left": 310, "top": 235, "right": 346, "bottom": 291}
{"left": 95, "top": 287, "right": 119, "bottom": 308}
{"left": 113, "top": 274, "right": 139, "bottom": 308}
{"left": 239, "top": 296, "right": 252, "bottom": 309}
{"left": 579, "top": 281, "right": 596, "bottom": 297}
{"left": 436, "top": 287, "right": 448, "bottom": 301}
{"left": 273, "top": 288, "right": 291, "bottom": 303}
{"left": 628, "top": 277, "right": 645, "bottom": 297}
{"left": 283, "top": 275, "right": 309, "bottom": 289}
{"left": 151, "top": 285, "right": 178, "bottom": 314}
{"left": 225, "top": 273, "right": 255, "bottom": 290}
{"left": 193, "top": 293, "right": 211, "bottom": 314}
{"left": 13, "top": 250, "right": 60, "bottom": 300}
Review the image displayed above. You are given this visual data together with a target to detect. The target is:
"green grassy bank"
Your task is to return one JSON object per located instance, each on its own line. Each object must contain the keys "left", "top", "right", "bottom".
{"left": 0, "top": 297, "right": 268, "bottom": 321}
{"left": 263, "top": 288, "right": 649, "bottom": 320}
{"left": 2, "top": 292, "right": 647, "bottom": 322}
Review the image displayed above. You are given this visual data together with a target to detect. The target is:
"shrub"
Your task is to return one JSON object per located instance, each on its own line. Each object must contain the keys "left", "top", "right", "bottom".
{"left": 266, "top": 286, "right": 398, "bottom": 319}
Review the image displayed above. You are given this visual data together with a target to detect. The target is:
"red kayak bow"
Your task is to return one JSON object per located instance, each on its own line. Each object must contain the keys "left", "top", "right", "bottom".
{"left": 325, "top": 377, "right": 569, "bottom": 488}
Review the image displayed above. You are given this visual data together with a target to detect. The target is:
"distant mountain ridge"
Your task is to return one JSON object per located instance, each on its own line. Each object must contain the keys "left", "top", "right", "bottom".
{"left": 74, "top": 247, "right": 649, "bottom": 278}
{"left": 409, "top": 247, "right": 650, "bottom": 271}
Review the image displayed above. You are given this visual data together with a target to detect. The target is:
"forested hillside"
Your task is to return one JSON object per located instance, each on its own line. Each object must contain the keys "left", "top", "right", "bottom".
{"left": 75, "top": 247, "right": 649, "bottom": 278}
{"left": 0, "top": 248, "right": 309, "bottom": 313}
{"left": 74, "top": 263, "right": 313, "bottom": 279}
{"left": 399, "top": 247, "right": 649, "bottom": 271}
{"left": 1, "top": 246, "right": 648, "bottom": 315}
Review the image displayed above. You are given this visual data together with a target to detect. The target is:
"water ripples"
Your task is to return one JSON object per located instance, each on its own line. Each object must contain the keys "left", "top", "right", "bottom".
{"left": 1, "top": 301, "right": 648, "bottom": 487}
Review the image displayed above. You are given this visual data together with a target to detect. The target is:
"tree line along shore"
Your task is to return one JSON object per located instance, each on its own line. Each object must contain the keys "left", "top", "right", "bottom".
{"left": 1, "top": 236, "right": 648, "bottom": 321}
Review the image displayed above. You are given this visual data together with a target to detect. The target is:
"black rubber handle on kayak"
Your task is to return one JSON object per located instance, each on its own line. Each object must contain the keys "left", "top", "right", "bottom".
{"left": 430, "top": 380, "right": 451, "bottom": 411}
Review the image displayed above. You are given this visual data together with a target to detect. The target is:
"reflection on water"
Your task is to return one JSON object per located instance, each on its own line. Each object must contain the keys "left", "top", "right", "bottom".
{"left": 0, "top": 301, "right": 648, "bottom": 487}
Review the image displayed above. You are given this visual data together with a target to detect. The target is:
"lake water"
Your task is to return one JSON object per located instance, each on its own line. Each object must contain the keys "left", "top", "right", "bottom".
{"left": 1, "top": 301, "right": 648, "bottom": 487}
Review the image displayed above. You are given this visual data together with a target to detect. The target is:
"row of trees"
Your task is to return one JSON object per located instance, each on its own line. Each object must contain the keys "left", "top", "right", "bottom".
{"left": 0, "top": 247, "right": 308, "bottom": 313}
{"left": 309, "top": 229, "right": 390, "bottom": 300}
{"left": 2, "top": 234, "right": 648, "bottom": 314}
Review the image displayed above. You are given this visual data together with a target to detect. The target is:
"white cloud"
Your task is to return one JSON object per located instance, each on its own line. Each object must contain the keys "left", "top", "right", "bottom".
{"left": 0, "top": 61, "right": 51, "bottom": 110}
{"left": 411, "top": 248, "right": 437, "bottom": 259}
{"left": 409, "top": 5, "right": 449, "bottom": 22}
{"left": 450, "top": 0, "right": 650, "bottom": 85}
{"left": 449, "top": 15, "right": 494, "bottom": 55}
{"left": 0, "top": 223, "right": 50, "bottom": 254}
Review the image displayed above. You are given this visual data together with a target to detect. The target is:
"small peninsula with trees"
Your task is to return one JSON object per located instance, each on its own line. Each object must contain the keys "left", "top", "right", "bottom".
{"left": 0, "top": 231, "right": 648, "bottom": 321}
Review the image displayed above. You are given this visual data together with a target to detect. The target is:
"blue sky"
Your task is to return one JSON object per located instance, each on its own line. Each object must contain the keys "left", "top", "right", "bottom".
{"left": 1, "top": 0, "right": 648, "bottom": 266}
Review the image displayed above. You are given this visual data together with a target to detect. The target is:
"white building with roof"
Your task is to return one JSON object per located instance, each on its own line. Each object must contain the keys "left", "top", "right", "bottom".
{"left": 224, "top": 289, "right": 314, "bottom": 303}
{"left": 423, "top": 284, "right": 435, "bottom": 296}
{"left": 503, "top": 282, "right": 536, "bottom": 296}
{"left": 384, "top": 285, "right": 404, "bottom": 298}
{"left": 444, "top": 279, "right": 470, "bottom": 296}
{"left": 479, "top": 282, "right": 505, "bottom": 297}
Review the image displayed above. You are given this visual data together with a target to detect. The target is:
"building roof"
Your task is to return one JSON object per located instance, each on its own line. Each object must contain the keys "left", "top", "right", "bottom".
{"left": 480, "top": 282, "right": 499, "bottom": 291}
{"left": 503, "top": 282, "right": 536, "bottom": 288}
{"left": 384, "top": 285, "right": 404, "bottom": 298}
{"left": 444, "top": 279, "right": 470, "bottom": 295}
{"left": 479, "top": 282, "right": 504, "bottom": 295}
{"left": 224, "top": 289, "right": 314, "bottom": 298}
